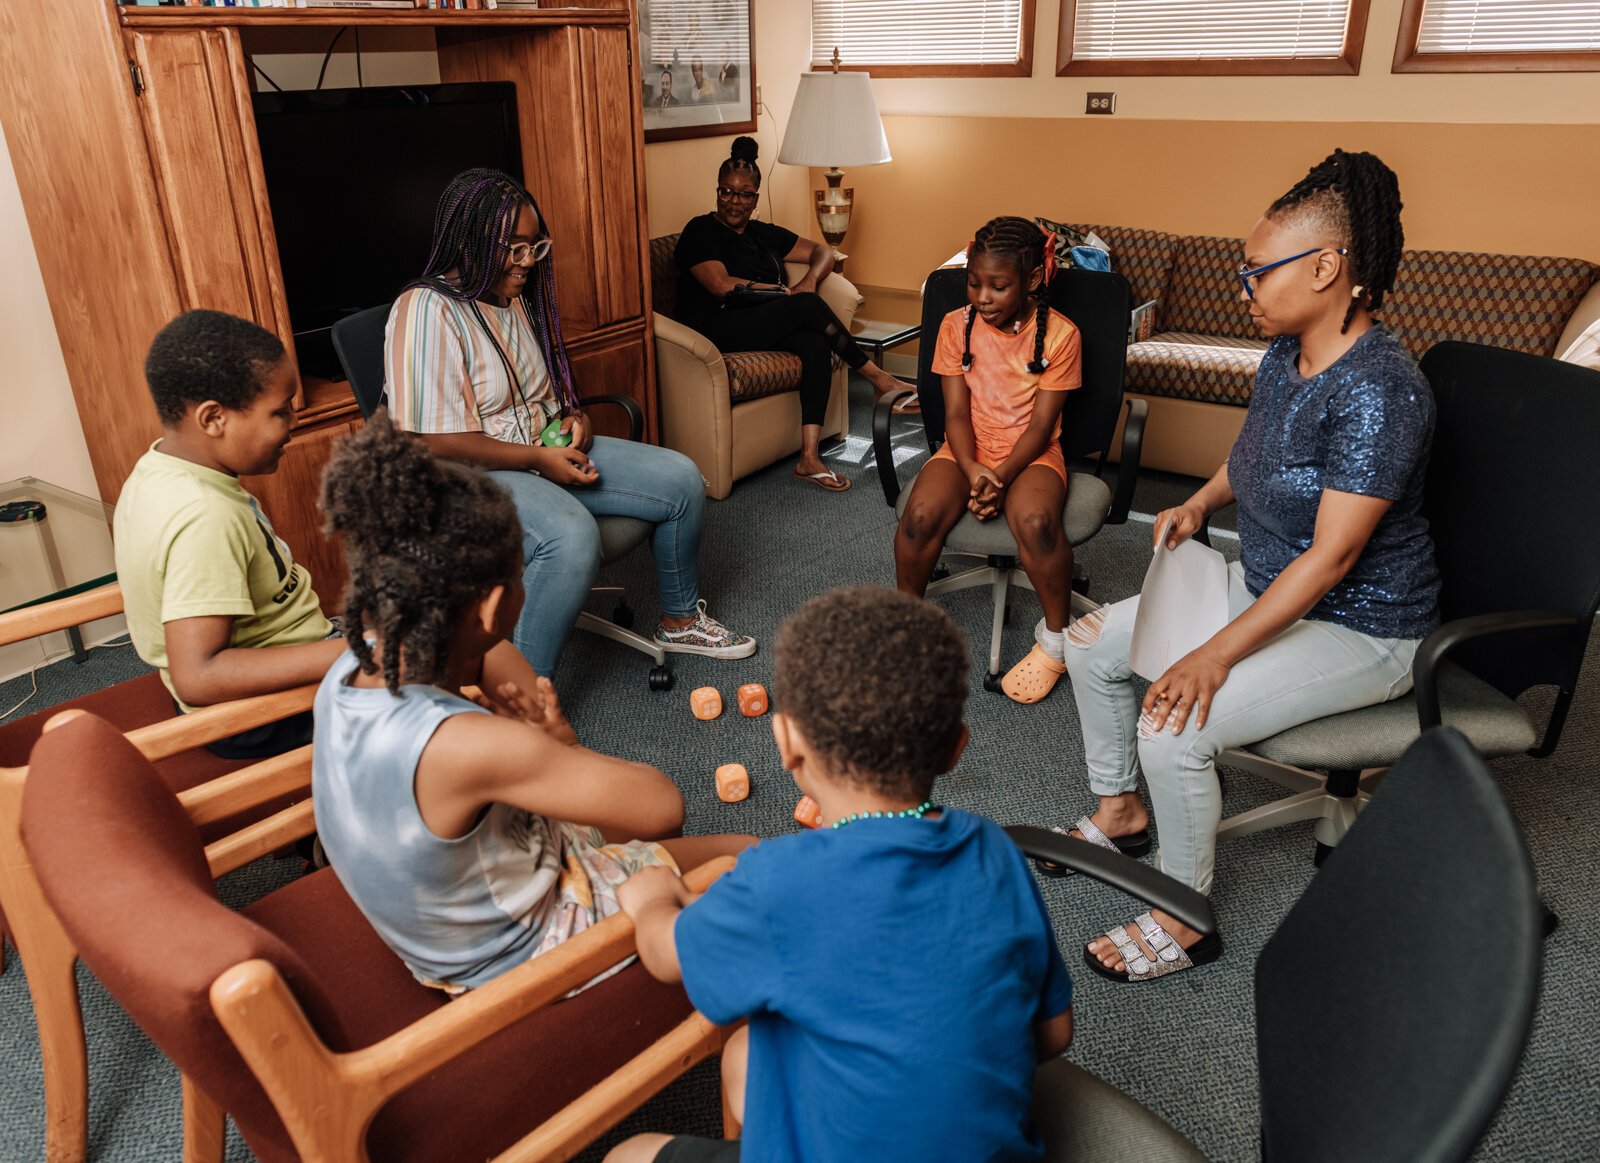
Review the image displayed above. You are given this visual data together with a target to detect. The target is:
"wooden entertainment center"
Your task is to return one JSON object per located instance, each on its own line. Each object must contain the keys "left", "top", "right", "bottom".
{"left": 0, "top": 0, "right": 656, "bottom": 603}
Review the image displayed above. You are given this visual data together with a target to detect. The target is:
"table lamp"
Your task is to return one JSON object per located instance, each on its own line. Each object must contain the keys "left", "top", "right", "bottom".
{"left": 777, "top": 49, "right": 892, "bottom": 263}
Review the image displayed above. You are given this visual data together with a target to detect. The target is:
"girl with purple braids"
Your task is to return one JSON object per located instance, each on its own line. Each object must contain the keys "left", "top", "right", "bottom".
{"left": 384, "top": 168, "right": 754, "bottom": 677}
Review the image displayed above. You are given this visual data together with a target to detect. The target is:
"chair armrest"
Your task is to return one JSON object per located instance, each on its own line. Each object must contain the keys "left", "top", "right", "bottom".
{"left": 1107, "top": 398, "right": 1147, "bottom": 526}
{"left": 1005, "top": 826, "right": 1217, "bottom": 937}
{"left": 122, "top": 684, "right": 320, "bottom": 763}
{"left": 652, "top": 313, "right": 724, "bottom": 367}
{"left": 0, "top": 583, "right": 123, "bottom": 648}
{"left": 1412, "top": 610, "right": 1582, "bottom": 734}
{"left": 872, "top": 389, "right": 919, "bottom": 507}
{"left": 1128, "top": 299, "right": 1159, "bottom": 345}
{"left": 210, "top": 856, "right": 738, "bottom": 1159}
{"left": 578, "top": 394, "right": 644, "bottom": 442}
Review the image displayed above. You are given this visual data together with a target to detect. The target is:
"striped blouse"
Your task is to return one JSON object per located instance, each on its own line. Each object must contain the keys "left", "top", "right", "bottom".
{"left": 384, "top": 286, "right": 557, "bottom": 445}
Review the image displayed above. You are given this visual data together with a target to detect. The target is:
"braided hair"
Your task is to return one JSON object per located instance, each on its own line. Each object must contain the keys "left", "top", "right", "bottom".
{"left": 961, "top": 216, "right": 1053, "bottom": 375}
{"left": 718, "top": 135, "right": 762, "bottom": 188}
{"left": 320, "top": 412, "right": 522, "bottom": 694}
{"left": 1267, "top": 149, "right": 1404, "bottom": 333}
{"left": 406, "top": 168, "right": 581, "bottom": 415}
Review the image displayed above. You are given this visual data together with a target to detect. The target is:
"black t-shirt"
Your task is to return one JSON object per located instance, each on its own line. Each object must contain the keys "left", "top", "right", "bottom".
{"left": 673, "top": 213, "right": 799, "bottom": 326}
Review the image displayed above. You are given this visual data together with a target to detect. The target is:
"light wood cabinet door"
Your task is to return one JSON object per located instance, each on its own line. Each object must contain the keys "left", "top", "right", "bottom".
{"left": 125, "top": 28, "right": 294, "bottom": 361}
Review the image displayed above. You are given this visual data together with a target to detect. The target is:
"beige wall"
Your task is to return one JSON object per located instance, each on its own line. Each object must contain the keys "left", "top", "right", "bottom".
{"left": 0, "top": 120, "right": 97, "bottom": 498}
{"left": 829, "top": 0, "right": 1600, "bottom": 291}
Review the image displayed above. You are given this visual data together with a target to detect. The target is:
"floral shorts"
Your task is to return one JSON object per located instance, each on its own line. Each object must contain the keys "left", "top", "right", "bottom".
{"left": 533, "top": 823, "right": 678, "bottom": 994}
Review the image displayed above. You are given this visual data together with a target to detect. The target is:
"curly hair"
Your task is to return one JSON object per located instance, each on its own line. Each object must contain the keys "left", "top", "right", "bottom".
{"left": 717, "top": 135, "right": 762, "bottom": 188}
{"left": 962, "top": 215, "right": 1053, "bottom": 376}
{"left": 406, "top": 167, "right": 581, "bottom": 417}
{"left": 774, "top": 586, "right": 970, "bottom": 800}
{"left": 320, "top": 412, "right": 522, "bottom": 694}
{"left": 1268, "top": 149, "right": 1404, "bottom": 333}
{"left": 144, "top": 309, "right": 287, "bottom": 426}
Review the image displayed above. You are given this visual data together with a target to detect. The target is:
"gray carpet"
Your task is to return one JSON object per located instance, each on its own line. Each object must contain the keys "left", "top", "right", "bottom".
{"left": 2, "top": 374, "right": 1596, "bottom": 1161}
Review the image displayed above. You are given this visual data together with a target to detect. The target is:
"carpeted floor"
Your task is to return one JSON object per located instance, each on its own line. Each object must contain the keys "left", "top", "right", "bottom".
{"left": 2, "top": 373, "right": 1596, "bottom": 1161}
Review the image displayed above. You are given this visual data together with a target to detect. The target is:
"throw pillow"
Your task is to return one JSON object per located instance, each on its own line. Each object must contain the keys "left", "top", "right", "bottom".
{"left": 1559, "top": 315, "right": 1600, "bottom": 372}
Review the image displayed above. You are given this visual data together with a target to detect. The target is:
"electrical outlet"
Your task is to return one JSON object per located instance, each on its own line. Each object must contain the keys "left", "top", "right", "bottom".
{"left": 755, "top": 83, "right": 762, "bottom": 108}
{"left": 1085, "top": 92, "right": 1116, "bottom": 115}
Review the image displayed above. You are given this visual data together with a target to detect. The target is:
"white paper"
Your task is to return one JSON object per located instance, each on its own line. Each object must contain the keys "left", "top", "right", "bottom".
{"left": 1128, "top": 521, "right": 1230, "bottom": 681}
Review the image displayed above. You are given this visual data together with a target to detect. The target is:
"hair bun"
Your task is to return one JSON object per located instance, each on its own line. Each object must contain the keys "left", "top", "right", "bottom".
{"left": 730, "top": 136, "right": 759, "bottom": 164}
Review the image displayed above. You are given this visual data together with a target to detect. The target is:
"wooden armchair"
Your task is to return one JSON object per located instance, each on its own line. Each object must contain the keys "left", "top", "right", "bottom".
{"left": 22, "top": 711, "right": 735, "bottom": 1163}
{"left": 649, "top": 235, "right": 861, "bottom": 500}
{"left": 0, "top": 583, "right": 319, "bottom": 1162}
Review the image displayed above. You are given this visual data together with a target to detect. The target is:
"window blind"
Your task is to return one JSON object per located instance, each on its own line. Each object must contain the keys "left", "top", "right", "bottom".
{"left": 1069, "top": 0, "right": 1354, "bottom": 61}
{"left": 810, "top": 0, "right": 1027, "bottom": 67}
{"left": 647, "top": 0, "right": 750, "bottom": 69}
{"left": 1415, "top": 0, "right": 1600, "bottom": 54}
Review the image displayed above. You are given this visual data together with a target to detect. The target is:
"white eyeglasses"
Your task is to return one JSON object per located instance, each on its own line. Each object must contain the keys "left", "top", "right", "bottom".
{"left": 507, "top": 236, "right": 552, "bottom": 265}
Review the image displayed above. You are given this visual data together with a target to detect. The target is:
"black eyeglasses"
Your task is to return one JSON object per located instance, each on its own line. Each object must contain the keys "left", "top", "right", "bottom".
{"left": 716, "top": 186, "right": 759, "bottom": 204}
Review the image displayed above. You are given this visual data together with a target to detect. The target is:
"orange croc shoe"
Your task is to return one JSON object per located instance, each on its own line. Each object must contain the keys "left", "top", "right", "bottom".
{"left": 1000, "top": 644, "right": 1067, "bottom": 704}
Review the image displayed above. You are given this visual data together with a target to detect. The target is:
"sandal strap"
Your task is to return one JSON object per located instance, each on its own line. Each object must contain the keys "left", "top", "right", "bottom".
{"left": 1074, "top": 815, "right": 1117, "bottom": 851}
{"left": 1104, "top": 925, "right": 1152, "bottom": 977}
{"left": 1126, "top": 912, "right": 1195, "bottom": 979}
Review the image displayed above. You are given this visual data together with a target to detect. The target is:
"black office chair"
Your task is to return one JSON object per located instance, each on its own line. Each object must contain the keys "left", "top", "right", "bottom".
{"left": 872, "top": 267, "right": 1146, "bottom": 690}
{"left": 331, "top": 304, "right": 677, "bottom": 690}
{"left": 1207, "top": 341, "right": 1600, "bottom": 862}
{"left": 1015, "top": 726, "right": 1541, "bottom": 1163}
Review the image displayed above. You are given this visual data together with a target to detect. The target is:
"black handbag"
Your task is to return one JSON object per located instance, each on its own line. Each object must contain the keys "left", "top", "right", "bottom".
{"left": 722, "top": 282, "right": 789, "bottom": 309}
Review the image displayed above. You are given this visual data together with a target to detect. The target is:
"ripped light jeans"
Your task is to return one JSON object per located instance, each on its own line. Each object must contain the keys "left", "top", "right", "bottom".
{"left": 1064, "top": 561, "right": 1418, "bottom": 895}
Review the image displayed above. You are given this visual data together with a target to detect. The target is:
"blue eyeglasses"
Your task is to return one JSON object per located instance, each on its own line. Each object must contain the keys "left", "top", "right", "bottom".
{"left": 1236, "top": 247, "right": 1346, "bottom": 300}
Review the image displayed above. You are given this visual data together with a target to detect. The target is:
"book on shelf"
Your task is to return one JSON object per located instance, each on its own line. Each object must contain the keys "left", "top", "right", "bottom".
{"left": 298, "top": 0, "right": 423, "bottom": 8}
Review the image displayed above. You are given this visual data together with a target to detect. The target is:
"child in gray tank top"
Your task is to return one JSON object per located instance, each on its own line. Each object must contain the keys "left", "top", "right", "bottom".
{"left": 314, "top": 416, "right": 753, "bottom": 994}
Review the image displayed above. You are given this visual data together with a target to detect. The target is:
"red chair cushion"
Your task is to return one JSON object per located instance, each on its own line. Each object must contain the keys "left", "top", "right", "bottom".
{"left": 245, "top": 867, "right": 697, "bottom": 1161}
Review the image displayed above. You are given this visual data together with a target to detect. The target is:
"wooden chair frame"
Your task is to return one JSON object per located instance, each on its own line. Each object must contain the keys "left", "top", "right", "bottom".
{"left": 0, "top": 585, "right": 318, "bottom": 1163}
{"left": 210, "top": 857, "right": 736, "bottom": 1163}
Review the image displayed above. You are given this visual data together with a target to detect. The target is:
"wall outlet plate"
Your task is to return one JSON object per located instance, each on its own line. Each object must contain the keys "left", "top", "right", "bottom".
{"left": 1086, "top": 92, "right": 1116, "bottom": 115}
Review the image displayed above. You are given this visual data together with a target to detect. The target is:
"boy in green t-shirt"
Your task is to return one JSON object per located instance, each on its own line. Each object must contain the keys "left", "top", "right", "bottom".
{"left": 114, "top": 309, "right": 345, "bottom": 757}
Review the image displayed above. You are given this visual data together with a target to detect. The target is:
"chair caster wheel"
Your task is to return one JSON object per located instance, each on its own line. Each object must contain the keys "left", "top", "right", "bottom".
{"left": 932, "top": 564, "right": 951, "bottom": 581}
{"left": 982, "top": 672, "right": 1004, "bottom": 693}
{"left": 1313, "top": 841, "right": 1334, "bottom": 867}
{"left": 612, "top": 604, "right": 635, "bottom": 630}
{"left": 648, "top": 666, "right": 674, "bottom": 692}
{"left": 1071, "top": 575, "right": 1091, "bottom": 597}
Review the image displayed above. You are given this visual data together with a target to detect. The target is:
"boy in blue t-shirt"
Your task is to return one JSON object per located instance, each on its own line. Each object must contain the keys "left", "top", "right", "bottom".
{"left": 612, "top": 586, "right": 1074, "bottom": 1163}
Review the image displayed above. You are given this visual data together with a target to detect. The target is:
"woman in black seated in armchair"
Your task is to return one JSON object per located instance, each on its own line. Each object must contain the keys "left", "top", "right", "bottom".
{"left": 675, "top": 137, "right": 907, "bottom": 494}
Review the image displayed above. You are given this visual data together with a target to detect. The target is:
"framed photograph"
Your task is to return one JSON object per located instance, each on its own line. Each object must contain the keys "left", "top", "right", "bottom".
{"left": 639, "top": 0, "right": 756, "bottom": 144}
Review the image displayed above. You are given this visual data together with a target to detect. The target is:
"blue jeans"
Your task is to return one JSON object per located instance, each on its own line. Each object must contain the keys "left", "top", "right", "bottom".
{"left": 488, "top": 436, "right": 706, "bottom": 675}
{"left": 1065, "top": 561, "right": 1418, "bottom": 894}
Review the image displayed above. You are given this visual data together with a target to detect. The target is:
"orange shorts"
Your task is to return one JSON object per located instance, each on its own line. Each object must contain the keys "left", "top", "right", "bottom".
{"left": 929, "top": 439, "right": 1068, "bottom": 486}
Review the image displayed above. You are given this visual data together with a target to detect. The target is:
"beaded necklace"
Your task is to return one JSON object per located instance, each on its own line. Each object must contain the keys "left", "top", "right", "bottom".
{"left": 831, "top": 801, "right": 937, "bottom": 830}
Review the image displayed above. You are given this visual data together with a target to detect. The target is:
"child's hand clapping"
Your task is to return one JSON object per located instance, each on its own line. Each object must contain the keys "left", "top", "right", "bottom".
{"left": 473, "top": 676, "right": 580, "bottom": 748}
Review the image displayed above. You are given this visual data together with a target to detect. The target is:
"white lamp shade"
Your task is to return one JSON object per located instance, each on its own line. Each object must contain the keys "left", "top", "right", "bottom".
{"left": 777, "top": 71, "right": 892, "bottom": 169}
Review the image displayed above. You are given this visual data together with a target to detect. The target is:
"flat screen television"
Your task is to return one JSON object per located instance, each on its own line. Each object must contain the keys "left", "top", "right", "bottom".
{"left": 252, "top": 82, "right": 523, "bottom": 379}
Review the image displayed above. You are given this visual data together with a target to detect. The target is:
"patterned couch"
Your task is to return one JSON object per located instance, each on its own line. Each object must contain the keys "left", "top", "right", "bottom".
{"left": 1077, "top": 223, "right": 1600, "bottom": 477}
{"left": 649, "top": 234, "right": 858, "bottom": 500}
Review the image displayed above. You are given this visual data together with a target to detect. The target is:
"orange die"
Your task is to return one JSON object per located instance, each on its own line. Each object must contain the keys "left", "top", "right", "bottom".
{"left": 794, "top": 795, "right": 824, "bottom": 829}
{"left": 737, "top": 683, "right": 768, "bottom": 717}
{"left": 715, "top": 763, "right": 750, "bottom": 803}
{"left": 690, "top": 686, "right": 723, "bottom": 720}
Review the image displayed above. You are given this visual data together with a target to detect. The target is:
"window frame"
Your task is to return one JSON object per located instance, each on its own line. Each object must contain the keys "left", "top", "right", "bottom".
{"left": 811, "top": 0, "right": 1037, "bottom": 79}
{"left": 1056, "top": 0, "right": 1372, "bottom": 77}
{"left": 1392, "top": 0, "right": 1600, "bottom": 73}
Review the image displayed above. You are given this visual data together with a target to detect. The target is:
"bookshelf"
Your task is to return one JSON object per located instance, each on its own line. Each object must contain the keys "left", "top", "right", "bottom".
{"left": 0, "top": 0, "right": 654, "bottom": 607}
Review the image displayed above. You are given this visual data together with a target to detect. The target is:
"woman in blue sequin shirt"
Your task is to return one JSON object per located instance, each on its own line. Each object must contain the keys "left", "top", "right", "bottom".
{"left": 1062, "top": 150, "right": 1441, "bottom": 983}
